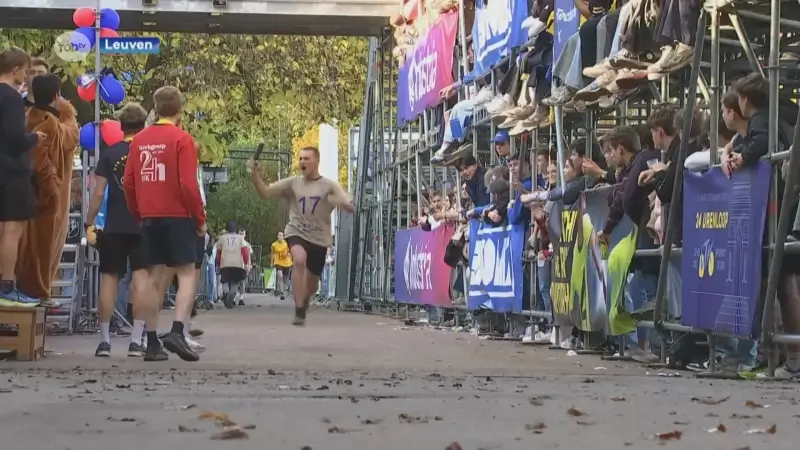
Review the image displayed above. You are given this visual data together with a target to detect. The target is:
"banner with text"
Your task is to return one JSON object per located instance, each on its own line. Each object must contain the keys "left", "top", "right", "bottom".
{"left": 467, "top": 220, "right": 526, "bottom": 313}
{"left": 547, "top": 200, "right": 583, "bottom": 327}
{"left": 553, "top": 0, "right": 581, "bottom": 63}
{"left": 471, "top": 0, "right": 529, "bottom": 77}
{"left": 397, "top": 11, "right": 458, "bottom": 125}
{"left": 394, "top": 224, "right": 455, "bottom": 306}
{"left": 681, "top": 163, "right": 771, "bottom": 338}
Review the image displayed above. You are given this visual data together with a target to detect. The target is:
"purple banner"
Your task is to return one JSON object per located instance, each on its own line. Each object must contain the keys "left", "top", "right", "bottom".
{"left": 396, "top": 11, "right": 458, "bottom": 126}
{"left": 681, "top": 162, "right": 771, "bottom": 338}
{"left": 394, "top": 224, "right": 455, "bottom": 306}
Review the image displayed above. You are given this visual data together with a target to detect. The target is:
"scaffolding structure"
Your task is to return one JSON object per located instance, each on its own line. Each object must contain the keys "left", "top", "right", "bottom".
{"left": 345, "top": 0, "right": 800, "bottom": 375}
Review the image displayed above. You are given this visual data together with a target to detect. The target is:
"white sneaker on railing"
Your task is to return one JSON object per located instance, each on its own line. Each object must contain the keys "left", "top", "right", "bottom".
{"left": 472, "top": 87, "right": 493, "bottom": 106}
{"left": 528, "top": 20, "right": 547, "bottom": 39}
{"left": 521, "top": 15, "right": 538, "bottom": 29}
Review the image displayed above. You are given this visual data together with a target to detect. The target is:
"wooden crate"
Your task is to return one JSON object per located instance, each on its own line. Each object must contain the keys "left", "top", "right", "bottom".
{"left": 0, "top": 307, "right": 46, "bottom": 361}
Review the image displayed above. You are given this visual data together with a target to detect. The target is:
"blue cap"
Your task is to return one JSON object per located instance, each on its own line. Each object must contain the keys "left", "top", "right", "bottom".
{"left": 493, "top": 130, "right": 510, "bottom": 143}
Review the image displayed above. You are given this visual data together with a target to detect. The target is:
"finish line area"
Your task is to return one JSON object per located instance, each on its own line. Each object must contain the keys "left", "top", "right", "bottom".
{"left": 1, "top": 294, "right": 797, "bottom": 450}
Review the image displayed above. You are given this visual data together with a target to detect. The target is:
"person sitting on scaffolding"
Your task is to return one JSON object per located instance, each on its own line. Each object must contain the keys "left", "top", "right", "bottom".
{"left": 215, "top": 221, "right": 250, "bottom": 308}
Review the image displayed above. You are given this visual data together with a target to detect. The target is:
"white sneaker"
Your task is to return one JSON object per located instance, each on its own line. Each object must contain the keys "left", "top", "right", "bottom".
{"left": 559, "top": 338, "right": 573, "bottom": 350}
{"left": 485, "top": 94, "right": 512, "bottom": 114}
{"left": 534, "top": 331, "right": 552, "bottom": 342}
{"left": 185, "top": 336, "right": 206, "bottom": 353}
{"left": 472, "top": 87, "right": 493, "bottom": 105}
{"left": 527, "top": 20, "right": 547, "bottom": 39}
{"left": 774, "top": 363, "right": 800, "bottom": 379}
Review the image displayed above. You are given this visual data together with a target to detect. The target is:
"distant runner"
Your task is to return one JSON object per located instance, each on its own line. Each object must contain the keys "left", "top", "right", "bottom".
{"left": 247, "top": 146, "right": 354, "bottom": 326}
{"left": 271, "top": 231, "right": 292, "bottom": 300}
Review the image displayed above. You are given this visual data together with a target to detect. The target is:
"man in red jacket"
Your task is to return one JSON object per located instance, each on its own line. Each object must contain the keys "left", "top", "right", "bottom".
{"left": 124, "top": 86, "right": 206, "bottom": 362}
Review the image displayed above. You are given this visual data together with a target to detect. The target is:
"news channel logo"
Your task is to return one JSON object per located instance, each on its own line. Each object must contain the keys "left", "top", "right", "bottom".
{"left": 53, "top": 31, "right": 91, "bottom": 63}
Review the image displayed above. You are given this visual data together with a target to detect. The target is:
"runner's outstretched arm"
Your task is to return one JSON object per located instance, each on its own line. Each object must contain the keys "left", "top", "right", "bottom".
{"left": 247, "top": 158, "right": 290, "bottom": 200}
{"left": 329, "top": 183, "right": 355, "bottom": 213}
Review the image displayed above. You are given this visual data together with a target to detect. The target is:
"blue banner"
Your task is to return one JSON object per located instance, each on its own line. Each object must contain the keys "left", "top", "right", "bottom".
{"left": 467, "top": 220, "right": 525, "bottom": 313}
{"left": 681, "top": 162, "right": 771, "bottom": 338}
{"left": 553, "top": 0, "right": 580, "bottom": 63}
{"left": 471, "top": 0, "right": 529, "bottom": 77}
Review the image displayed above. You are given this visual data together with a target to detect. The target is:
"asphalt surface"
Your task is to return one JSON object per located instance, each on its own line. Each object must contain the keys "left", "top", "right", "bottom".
{"left": 1, "top": 294, "right": 799, "bottom": 450}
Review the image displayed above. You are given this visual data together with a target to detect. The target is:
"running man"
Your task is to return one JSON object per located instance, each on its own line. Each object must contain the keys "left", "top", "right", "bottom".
{"left": 124, "top": 85, "right": 206, "bottom": 362}
{"left": 216, "top": 221, "right": 250, "bottom": 308}
{"left": 271, "top": 231, "right": 292, "bottom": 300}
{"left": 87, "top": 102, "right": 159, "bottom": 359}
{"left": 237, "top": 227, "right": 254, "bottom": 305}
{"left": 247, "top": 146, "right": 355, "bottom": 325}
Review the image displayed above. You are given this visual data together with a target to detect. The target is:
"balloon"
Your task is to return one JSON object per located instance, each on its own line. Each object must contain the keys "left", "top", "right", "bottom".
{"left": 100, "top": 120, "right": 124, "bottom": 146}
{"left": 99, "top": 28, "right": 119, "bottom": 38}
{"left": 75, "top": 27, "right": 95, "bottom": 48}
{"left": 99, "top": 8, "right": 120, "bottom": 30}
{"left": 77, "top": 83, "right": 96, "bottom": 102}
{"left": 72, "top": 7, "right": 95, "bottom": 28}
{"left": 79, "top": 122, "right": 96, "bottom": 150}
{"left": 99, "top": 74, "right": 125, "bottom": 105}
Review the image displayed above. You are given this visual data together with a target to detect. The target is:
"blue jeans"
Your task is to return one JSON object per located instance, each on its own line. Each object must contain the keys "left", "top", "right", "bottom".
{"left": 625, "top": 270, "right": 658, "bottom": 348}
{"left": 442, "top": 100, "right": 475, "bottom": 145}
{"left": 537, "top": 260, "right": 553, "bottom": 319}
{"left": 203, "top": 257, "right": 216, "bottom": 300}
{"left": 718, "top": 338, "right": 758, "bottom": 367}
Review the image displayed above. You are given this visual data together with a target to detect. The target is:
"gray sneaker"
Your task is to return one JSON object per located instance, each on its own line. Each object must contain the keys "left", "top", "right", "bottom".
{"left": 542, "top": 86, "right": 576, "bottom": 106}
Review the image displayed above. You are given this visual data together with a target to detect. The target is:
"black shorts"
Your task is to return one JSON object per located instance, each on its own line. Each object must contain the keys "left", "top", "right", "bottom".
{"left": 0, "top": 175, "right": 36, "bottom": 222}
{"left": 220, "top": 267, "right": 247, "bottom": 284}
{"left": 97, "top": 232, "right": 148, "bottom": 276}
{"left": 141, "top": 217, "right": 197, "bottom": 268}
{"left": 286, "top": 236, "right": 327, "bottom": 277}
{"left": 194, "top": 236, "right": 205, "bottom": 269}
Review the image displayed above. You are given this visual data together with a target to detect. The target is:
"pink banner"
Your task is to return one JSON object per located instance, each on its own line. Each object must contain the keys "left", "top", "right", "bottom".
{"left": 396, "top": 11, "right": 458, "bottom": 125}
{"left": 393, "top": 223, "right": 455, "bottom": 306}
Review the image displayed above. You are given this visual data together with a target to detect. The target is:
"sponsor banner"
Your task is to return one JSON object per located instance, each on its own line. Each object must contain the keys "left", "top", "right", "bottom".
{"left": 681, "top": 163, "right": 770, "bottom": 338}
{"left": 547, "top": 191, "right": 639, "bottom": 334}
{"left": 467, "top": 220, "right": 525, "bottom": 312}
{"left": 396, "top": 11, "right": 458, "bottom": 125}
{"left": 393, "top": 224, "right": 455, "bottom": 306}
{"left": 553, "top": 0, "right": 580, "bottom": 63}
{"left": 471, "top": 0, "right": 528, "bottom": 76}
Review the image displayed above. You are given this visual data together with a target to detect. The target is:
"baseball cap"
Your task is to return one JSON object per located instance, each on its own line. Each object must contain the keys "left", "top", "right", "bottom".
{"left": 493, "top": 130, "right": 510, "bottom": 143}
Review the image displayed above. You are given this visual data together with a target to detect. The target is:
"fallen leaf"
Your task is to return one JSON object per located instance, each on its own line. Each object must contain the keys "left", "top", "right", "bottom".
{"left": 745, "top": 401, "right": 769, "bottom": 409}
{"left": 745, "top": 424, "right": 776, "bottom": 434}
{"left": 177, "top": 425, "right": 202, "bottom": 433}
{"left": 566, "top": 407, "right": 585, "bottom": 417}
{"left": 210, "top": 426, "right": 249, "bottom": 440}
{"left": 445, "top": 443, "right": 463, "bottom": 450}
{"left": 707, "top": 424, "right": 727, "bottom": 433}
{"left": 691, "top": 396, "right": 729, "bottom": 405}
{"left": 198, "top": 410, "right": 236, "bottom": 427}
{"left": 576, "top": 420, "right": 595, "bottom": 425}
{"left": 732, "top": 447, "right": 750, "bottom": 450}
{"left": 361, "top": 418, "right": 382, "bottom": 425}
{"left": 673, "top": 421, "right": 689, "bottom": 425}
{"left": 610, "top": 396, "right": 626, "bottom": 402}
{"left": 327, "top": 426, "right": 352, "bottom": 433}
{"left": 242, "top": 424, "right": 256, "bottom": 430}
{"left": 730, "top": 413, "right": 762, "bottom": 419}
{"left": 398, "top": 413, "right": 428, "bottom": 424}
{"left": 166, "top": 404, "right": 197, "bottom": 411}
{"left": 525, "top": 422, "right": 546, "bottom": 433}
{"left": 301, "top": 447, "right": 313, "bottom": 450}
{"left": 529, "top": 395, "right": 553, "bottom": 406}
{"left": 654, "top": 430, "right": 682, "bottom": 441}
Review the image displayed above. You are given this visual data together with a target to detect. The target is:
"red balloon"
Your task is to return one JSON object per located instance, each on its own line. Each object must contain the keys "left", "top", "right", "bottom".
{"left": 77, "top": 83, "right": 96, "bottom": 102}
{"left": 73, "top": 7, "right": 96, "bottom": 28}
{"left": 100, "top": 120, "right": 124, "bottom": 146}
{"left": 99, "top": 28, "right": 119, "bottom": 38}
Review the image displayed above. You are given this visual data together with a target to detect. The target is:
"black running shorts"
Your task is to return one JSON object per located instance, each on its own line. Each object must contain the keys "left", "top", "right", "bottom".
{"left": 286, "top": 236, "right": 327, "bottom": 277}
{"left": 0, "top": 175, "right": 36, "bottom": 222}
{"left": 97, "top": 232, "right": 148, "bottom": 276}
{"left": 141, "top": 217, "right": 197, "bottom": 268}
{"left": 220, "top": 267, "right": 247, "bottom": 284}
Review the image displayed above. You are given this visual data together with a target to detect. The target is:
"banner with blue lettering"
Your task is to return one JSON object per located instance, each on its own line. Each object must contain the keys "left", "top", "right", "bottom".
{"left": 681, "top": 162, "right": 771, "bottom": 338}
{"left": 553, "top": 0, "right": 580, "bottom": 64}
{"left": 471, "top": 0, "right": 529, "bottom": 77}
{"left": 467, "top": 220, "right": 525, "bottom": 313}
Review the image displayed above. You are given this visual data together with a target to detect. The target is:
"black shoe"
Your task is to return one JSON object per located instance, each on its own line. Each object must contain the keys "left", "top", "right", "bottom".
{"left": 292, "top": 315, "right": 306, "bottom": 326}
{"left": 111, "top": 327, "right": 131, "bottom": 338}
{"left": 95, "top": 342, "right": 111, "bottom": 357}
{"left": 189, "top": 328, "right": 204, "bottom": 337}
{"left": 127, "top": 342, "right": 145, "bottom": 357}
{"left": 238, "top": 299, "right": 245, "bottom": 306}
{"left": 161, "top": 332, "right": 200, "bottom": 361}
{"left": 158, "top": 331, "right": 169, "bottom": 340}
{"left": 280, "top": 295, "right": 285, "bottom": 301}
{"left": 143, "top": 346, "right": 169, "bottom": 362}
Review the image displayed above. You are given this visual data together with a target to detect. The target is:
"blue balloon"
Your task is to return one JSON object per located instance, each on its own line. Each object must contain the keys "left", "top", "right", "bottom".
{"left": 99, "top": 8, "right": 120, "bottom": 30}
{"left": 79, "top": 122, "right": 97, "bottom": 151}
{"left": 99, "top": 74, "right": 125, "bottom": 105}
{"left": 75, "top": 27, "right": 96, "bottom": 48}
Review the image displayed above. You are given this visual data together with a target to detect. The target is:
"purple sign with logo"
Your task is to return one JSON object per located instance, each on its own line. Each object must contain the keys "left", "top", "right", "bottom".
{"left": 396, "top": 11, "right": 458, "bottom": 126}
{"left": 394, "top": 224, "right": 455, "bottom": 306}
{"left": 681, "top": 162, "right": 771, "bottom": 338}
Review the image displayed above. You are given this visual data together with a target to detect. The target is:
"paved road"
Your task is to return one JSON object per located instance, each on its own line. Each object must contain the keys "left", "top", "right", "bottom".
{"left": 1, "top": 294, "right": 798, "bottom": 450}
